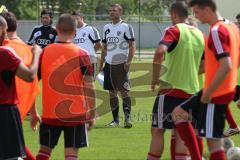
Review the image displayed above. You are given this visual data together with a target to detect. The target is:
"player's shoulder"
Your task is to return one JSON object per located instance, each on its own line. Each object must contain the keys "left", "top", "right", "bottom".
{"left": 164, "top": 25, "right": 179, "bottom": 33}
{"left": 43, "top": 43, "right": 77, "bottom": 55}
{"left": 51, "top": 25, "right": 56, "bottom": 29}
{"left": 48, "top": 26, "right": 57, "bottom": 34}
{"left": 210, "top": 20, "right": 231, "bottom": 32}
{"left": 84, "top": 24, "right": 98, "bottom": 32}
{"left": 177, "top": 23, "right": 195, "bottom": 28}
{"left": 0, "top": 46, "right": 16, "bottom": 54}
{"left": 77, "top": 47, "right": 90, "bottom": 58}
{"left": 4, "top": 38, "right": 29, "bottom": 49}
{"left": 103, "top": 22, "right": 113, "bottom": 28}
{"left": 168, "top": 24, "right": 178, "bottom": 30}
{"left": 210, "top": 21, "right": 230, "bottom": 38}
{"left": 178, "top": 23, "right": 202, "bottom": 33}
{"left": 0, "top": 46, "right": 21, "bottom": 60}
{"left": 32, "top": 25, "right": 42, "bottom": 31}
{"left": 120, "top": 21, "right": 130, "bottom": 26}
{"left": 118, "top": 21, "right": 132, "bottom": 29}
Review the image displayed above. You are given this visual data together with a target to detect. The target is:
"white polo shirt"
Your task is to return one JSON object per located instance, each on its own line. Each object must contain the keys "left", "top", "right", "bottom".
{"left": 73, "top": 23, "right": 101, "bottom": 63}
{"left": 102, "top": 21, "right": 135, "bottom": 65}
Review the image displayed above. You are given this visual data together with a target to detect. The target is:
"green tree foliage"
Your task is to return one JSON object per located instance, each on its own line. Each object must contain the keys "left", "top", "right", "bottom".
{"left": 0, "top": 0, "right": 173, "bottom": 20}
{"left": 141, "top": 0, "right": 171, "bottom": 16}
{"left": 1, "top": 0, "right": 38, "bottom": 19}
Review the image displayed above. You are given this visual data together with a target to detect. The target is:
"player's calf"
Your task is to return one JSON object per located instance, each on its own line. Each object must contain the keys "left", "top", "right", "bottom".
{"left": 173, "top": 106, "right": 201, "bottom": 160}
{"left": 65, "top": 148, "right": 78, "bottom": 160}
{"left": 147, "top": 128, "right": 165, "bottom": 159}
{"left": 175, "top": 130, "right": 190, "bottom": 158}
{"left": 36, "top": 146, "right": 52, "bottom": 160}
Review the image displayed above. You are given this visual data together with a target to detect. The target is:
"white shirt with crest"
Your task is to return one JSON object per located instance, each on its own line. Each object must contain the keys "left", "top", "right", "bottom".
{"left": 73, "top": 23, "right": 101, "bottom": 63}
{"left": 102, "top": 21, "right": 135, "bottom": 65}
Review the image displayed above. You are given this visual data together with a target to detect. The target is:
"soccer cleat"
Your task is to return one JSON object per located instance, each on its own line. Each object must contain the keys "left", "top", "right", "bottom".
{"left": 105, "top": 121, "right": 119, "bottom": 127}
{"left": 124, "top": 121, "right": 132, "bottom": 128}
{"left": 224, "top": 127, "right": 240, "bottom": 137}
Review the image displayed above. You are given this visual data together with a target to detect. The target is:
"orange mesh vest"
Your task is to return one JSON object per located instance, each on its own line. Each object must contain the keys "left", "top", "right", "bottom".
{"left": 41, "top": 43, "right": 88, "bottom": 121}
{"left": 3, "top": 38, "right": 40, "bottom": 121}
{"left": 205, "top": 21, "right": 240, "bottom": 97}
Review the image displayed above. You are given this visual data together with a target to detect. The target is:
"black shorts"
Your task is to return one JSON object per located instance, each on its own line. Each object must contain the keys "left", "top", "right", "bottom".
{"left": 152, "top": 95, "right": 189, "bottom": 129}
{"left": 103, "top": 62, "right": 130, "bottom": 91}
{"left": 233, "top": 85, "right": 240, "bottom": 101}
{"left": 180, "top": 92, "right": 228, "bottom": 138}
{"left": 39, "top": 123, "right": 88, "bottom": 149}
{"left": 0, "top": 105, "right": 26, "bottom": 159}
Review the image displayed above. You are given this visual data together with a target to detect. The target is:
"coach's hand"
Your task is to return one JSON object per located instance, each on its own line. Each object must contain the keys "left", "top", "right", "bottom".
{"left": 30, "top": 113, "right": 41, "bottom": 131}
{"left": 87, "top": 119, "right": 96, "bottom": 131}
{"left": 151, "top": 79, "right": 160, "bottom": 91}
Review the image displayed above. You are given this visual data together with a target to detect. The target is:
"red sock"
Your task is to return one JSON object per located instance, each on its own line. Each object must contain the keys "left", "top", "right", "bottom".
{"left": 147, "top": 152, "right": 160, "bottom": 160}
{"left": 197, "top": 136, "right": 204, "bottom": 156}
{"left": 170, "top": 135, "right": 176, "bottom": 160}
{"left": 36, "top": 150, "right": 50, "bottom": 160}
{"left": 175, "top": 122, "right": 201, "bottom": 160}
{"left": 175, "top": 153, "right": 191, "bottom": 160}
{"left": 210, "top": 150, "right": 226, "bottom": 160}
{"left": 65, "top": 155, "right": 78, "bottom": 160}
{"left": 24, "top": 146, "right": 36, "bottom": 160}
{"left": 226, "top": 106, "right": 238, "bottom": 128}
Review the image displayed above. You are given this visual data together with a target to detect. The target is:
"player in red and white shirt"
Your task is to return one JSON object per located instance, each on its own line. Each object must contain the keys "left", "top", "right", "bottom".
{"left": 172, "top": 1, "right": 240, "bottom": 160}
{"left": 148, "top": 2, "right": 205, "bottom": 160}
{"left": 0, "top": 16, "right": 42, "bottom": 159}
{"left": 209, "top": 21, "right": 240, "bottom": 137}
{"left": 159, "top": 25, "right": 199, "bottom": 98}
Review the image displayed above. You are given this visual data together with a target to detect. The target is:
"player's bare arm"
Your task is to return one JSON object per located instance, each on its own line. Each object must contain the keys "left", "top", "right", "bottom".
{"left": 94, "top": 41, "right": 102, "bottom": 52}
{"left": 99, "top": 43, "right": 107, "bottom": 72}
{"left": 199, "top": 60, "right": 205, "bottom": 74}
{"left": 29, "top": 102, "right": 41, "bottom": 131}
{"left": 83, "top": 75, "right": 96, "bottom": 130}
{"left": 15, "top": 44, "right": 42, "bottom": 82}
{"left": 201, "top": 57, "right": 232, "bottom": 103}
{"left": 124, "top": 40, "right": 136, "bottom": 72}
{"left": 151, "top": 44, "right": 167, "bottom": 91}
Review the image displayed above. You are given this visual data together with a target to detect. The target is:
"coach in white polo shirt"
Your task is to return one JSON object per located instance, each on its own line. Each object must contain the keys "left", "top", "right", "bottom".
{"left": 72, "top": 11, "right": 102, "bottom": 78}
{"left": 99, "top": 3, "right": 136, "bottom": 128}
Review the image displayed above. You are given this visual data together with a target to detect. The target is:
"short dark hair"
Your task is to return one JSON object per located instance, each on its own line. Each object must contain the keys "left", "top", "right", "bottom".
{"left": 72, "top": 11, "right": 84, "bottom": 18}
{"left": 188, "top": 0, "right": 217, "bottom": 12}
{"left": 56, "top": 14, "right": 76, "bottom": 35}
{"left": 41, "top": 9, "right": 53, "bottom": 18}
{"left": 1, "top": 12, "right": 17, "bottom": 32}
{"left": 110, "top": 3, "right": 123, "bottom": 12}
{"left": 0, "top": 15, "right": 7, "bottom": 28}
{"left": 236, "top": 13, "right": 240, "bottom": 19}
{"left": 170, "top": 1, "right": 189, "bottom": 18}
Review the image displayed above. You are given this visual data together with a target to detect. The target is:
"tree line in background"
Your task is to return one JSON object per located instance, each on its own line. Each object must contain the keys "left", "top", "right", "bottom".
{"left": 1, "top": 0, "right": 173, "bottom": 21}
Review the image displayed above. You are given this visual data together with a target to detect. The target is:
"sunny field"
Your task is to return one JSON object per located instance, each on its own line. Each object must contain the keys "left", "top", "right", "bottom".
{"left": 22, "top": 58, "right": 240, "bottom": 160}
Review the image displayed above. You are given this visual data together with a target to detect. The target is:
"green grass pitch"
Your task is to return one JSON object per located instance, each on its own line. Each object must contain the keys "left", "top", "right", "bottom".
{"left": 22, "top": 59, "right": 240, "bottom": 160}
